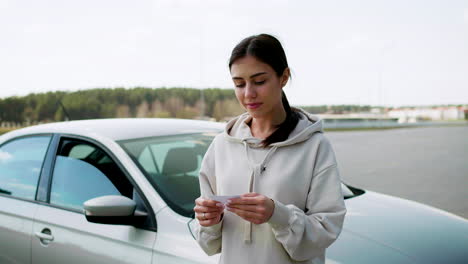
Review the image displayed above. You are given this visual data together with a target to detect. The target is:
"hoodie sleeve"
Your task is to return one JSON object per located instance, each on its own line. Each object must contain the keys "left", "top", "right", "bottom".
{"left": 194, "top": 137, "right": 223, "bottom": 256}
{"left": 267, "top": 139, "right": 347, "bottom": 261}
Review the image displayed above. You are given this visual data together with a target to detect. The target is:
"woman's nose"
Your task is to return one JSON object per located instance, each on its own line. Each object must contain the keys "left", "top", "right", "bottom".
{"left": 245, "top": 83, "right": 257, "bottom": 98}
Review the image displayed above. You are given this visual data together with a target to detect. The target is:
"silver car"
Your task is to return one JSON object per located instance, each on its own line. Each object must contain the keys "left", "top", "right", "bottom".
{"left": 0, "top": 118, "right": 467, "bottom": 264}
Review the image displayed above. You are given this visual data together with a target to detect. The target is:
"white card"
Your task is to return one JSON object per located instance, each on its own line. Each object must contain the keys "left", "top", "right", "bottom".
{"left": 209, "top": 195, "right": 241, "bottom": 204}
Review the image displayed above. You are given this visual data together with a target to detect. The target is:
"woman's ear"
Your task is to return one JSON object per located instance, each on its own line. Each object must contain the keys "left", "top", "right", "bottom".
{"left": 281, "top": 68, "right": 290, "bottom": 88}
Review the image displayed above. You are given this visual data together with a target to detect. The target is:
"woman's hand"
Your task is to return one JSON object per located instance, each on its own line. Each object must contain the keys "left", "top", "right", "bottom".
{"left": 226, "top": 193, "right": 275, "bottom": 225}
{"left": 194, "top": 197, "right": 225, "bottom": 227}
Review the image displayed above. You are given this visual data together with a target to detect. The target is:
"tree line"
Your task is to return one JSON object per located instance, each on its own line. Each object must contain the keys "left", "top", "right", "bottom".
{"left": 0, "top": 87, "right": 375, "bottom": 125}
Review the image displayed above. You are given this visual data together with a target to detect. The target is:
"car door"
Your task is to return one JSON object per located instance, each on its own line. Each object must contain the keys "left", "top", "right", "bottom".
{"left": 31, "top": 136, "right": 157, "bottom": 264}
{"left": 0, "top": 135, "right": 52, "bottom": 264}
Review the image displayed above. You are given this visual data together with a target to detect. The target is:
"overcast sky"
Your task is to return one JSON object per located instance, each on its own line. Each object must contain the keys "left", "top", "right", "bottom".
{"left": 1, "top": 0, "right": 467, "bottom": 106}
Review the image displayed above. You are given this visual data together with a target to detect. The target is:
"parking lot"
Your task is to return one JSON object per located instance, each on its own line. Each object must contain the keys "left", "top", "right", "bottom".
{"left": 327, "top": 125, "right": 468, "bottom": 219}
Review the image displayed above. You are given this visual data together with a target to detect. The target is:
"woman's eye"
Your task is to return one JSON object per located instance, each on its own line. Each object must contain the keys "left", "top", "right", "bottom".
{"left": 254, "top": 80, "right": 265, "bottom": 85}
{"left": 235, "top": 83, "right": 245, "bottom": 88}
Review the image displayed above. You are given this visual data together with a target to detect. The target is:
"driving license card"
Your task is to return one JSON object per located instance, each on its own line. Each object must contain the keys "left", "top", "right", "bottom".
{"left": 210, "top": 195, "right": 241, "bottom": 204}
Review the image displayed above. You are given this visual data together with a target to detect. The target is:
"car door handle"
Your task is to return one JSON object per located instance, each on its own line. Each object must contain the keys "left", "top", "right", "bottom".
{"left": 35, "top": 229, "right": 54, "bottom": 242}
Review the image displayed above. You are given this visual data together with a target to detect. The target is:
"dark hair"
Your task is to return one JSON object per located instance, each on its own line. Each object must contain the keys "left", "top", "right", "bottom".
{"left": 229, "top": 34, "right": 300, "bottom": 147}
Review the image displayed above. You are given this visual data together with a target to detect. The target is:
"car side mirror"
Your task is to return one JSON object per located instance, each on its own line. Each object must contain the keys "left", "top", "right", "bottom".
{"left": 83, "top": 195, "right": 147, "bottom": 226}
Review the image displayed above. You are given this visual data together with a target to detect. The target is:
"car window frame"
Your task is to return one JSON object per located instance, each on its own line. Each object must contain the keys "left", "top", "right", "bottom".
{"left": 37, "top": 133, "right": 157, "bottom": 232}
{"left": 0, "top": 133, "right": 54, "bottom": 204}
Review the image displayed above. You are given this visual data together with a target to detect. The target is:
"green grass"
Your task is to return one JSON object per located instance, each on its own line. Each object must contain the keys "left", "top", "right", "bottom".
{"left": 0, "top": 128, "right": 17, "bottom": 136}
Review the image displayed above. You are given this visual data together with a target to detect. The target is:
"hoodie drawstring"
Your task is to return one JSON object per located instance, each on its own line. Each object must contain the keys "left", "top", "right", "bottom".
{"left": 242, "top": 140, "right": 278, "bottom": 243}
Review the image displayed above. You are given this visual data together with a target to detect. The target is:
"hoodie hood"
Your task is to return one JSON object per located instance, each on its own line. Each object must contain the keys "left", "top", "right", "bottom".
{"left": 223, "top": 107, "right": 323, "bottom": 148}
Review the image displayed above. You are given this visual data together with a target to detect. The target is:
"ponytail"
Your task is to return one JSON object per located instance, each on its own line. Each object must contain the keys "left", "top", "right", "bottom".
{"left": 262, "top": 91, "right": 300, "bottom": 147}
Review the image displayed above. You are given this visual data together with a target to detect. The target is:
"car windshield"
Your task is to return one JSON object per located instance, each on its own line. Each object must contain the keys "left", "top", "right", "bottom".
{"left": 118, "top": 133, "right": 217, "bottom": 217}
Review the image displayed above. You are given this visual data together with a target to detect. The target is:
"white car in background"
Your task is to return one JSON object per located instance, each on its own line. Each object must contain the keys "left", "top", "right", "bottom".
{"left": 0, "top": 118, "right": 467, "bottom": 264}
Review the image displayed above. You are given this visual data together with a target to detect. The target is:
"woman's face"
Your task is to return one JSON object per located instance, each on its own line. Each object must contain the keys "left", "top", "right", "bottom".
{"left": 230, "top": 55, "right": 288, "bottom": 120}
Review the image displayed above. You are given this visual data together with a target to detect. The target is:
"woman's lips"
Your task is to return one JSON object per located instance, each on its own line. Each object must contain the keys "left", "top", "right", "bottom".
{"left": 246, "top": 103, "right": 262, "bottom": 109}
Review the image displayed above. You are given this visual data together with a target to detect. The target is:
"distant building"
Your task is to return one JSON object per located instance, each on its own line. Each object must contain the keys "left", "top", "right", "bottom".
{"left": 387, "top": 106, "right": 466, "bottom": 123}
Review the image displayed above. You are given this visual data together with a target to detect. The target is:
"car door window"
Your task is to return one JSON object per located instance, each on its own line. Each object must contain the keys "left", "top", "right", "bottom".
{"left": 0, "top": 136, "right": 51, "bottom": 199}
{"left": 50, "top": 139, "right": 133, "bottom": 211}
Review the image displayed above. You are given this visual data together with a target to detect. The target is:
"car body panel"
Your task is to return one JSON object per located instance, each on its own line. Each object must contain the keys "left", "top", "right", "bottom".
{"left": 31, "top": 204, "right": 156, "bottom": 264}
{"left": 0, "top": 197, "right": 38, "bottom": 264}
{"left": 327, "top": 228, "right": 417, "bottom": 264}
{"left": 152, "top": 206, "right": 218, "bottom": 264}
{"left": 330, "top": 190, "right": 468, "bottom": 264}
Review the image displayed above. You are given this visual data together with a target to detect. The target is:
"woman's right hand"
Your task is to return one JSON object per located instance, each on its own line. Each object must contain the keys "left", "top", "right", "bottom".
{"left": 194, "top": 197, "right": 224, "bottom": 227}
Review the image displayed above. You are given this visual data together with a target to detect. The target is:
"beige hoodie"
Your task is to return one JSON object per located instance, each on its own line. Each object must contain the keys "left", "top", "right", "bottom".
{"left": 195, "top": 108, "right": 346, "bottom": 264}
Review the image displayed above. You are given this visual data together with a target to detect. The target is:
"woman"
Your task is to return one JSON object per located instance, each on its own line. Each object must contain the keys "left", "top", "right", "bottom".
{"left": 193, "top": 34, "right": 346, "bottom": 264}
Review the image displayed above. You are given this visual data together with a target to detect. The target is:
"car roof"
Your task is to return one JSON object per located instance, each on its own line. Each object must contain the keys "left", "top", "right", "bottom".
{"left": 2, "top": 118, "right": 225, "bottom": 141}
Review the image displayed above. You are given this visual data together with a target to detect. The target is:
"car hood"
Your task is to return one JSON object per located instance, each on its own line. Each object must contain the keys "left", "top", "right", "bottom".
{"left": 332, "top": 190, "right": 468, "bottom": 264}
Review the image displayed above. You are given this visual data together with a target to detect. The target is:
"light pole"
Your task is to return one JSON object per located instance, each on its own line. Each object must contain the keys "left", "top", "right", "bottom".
{"left": 199, "top": 24, "right": 205, "bottom": 119}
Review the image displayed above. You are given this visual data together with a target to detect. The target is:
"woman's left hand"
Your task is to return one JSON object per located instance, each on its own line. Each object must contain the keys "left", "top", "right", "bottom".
{"left": 226, "top": 192, "right": 275, "bottom": 225}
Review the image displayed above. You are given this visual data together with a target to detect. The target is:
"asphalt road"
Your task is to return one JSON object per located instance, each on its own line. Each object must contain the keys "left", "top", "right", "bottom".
{"left": 326, "top": 125, "right": 468, "bottom": 219}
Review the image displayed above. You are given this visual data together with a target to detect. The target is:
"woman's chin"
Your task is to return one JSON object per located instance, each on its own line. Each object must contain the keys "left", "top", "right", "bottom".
{"left": 246, "top": 109, "right": 267, "bottom": 119}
